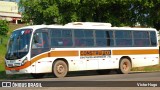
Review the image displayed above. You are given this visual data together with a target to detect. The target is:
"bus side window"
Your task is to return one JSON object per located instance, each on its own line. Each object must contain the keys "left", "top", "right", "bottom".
{"left": 75, "top": 39, "right": 80, "bottom": 46}
{"left": 150, "top": 31, "right": 157, "bottom": 46}
{"left": 133, "top": 31, "right": 150, "bottom": 47}
{"left": 75, "top": 38, "right": 85, "bottom": 47}
{"left": 62, "top": 38, "right": 73, "bottom": 46}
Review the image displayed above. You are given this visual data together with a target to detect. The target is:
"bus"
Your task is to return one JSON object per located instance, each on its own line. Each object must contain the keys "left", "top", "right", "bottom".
{"left": 5, "top": 22, "right": 159, "bottom": 78}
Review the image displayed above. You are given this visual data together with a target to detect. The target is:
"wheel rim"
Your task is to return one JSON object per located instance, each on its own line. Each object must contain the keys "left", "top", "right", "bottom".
{"left": 122, "top": 61, "right": 129, "bottom": 71}
{"left": 56, "top": 64, "right": 65, "bottom": 74}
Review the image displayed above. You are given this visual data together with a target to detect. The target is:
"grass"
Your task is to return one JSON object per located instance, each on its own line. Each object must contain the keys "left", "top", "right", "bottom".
{"left": 0, "top": 35, "right": 9, "bottom": 79}
{"left": 0, "top": 23, "right": 160, "bottom": 79}
{"left": 132, "top": 64, "right": 160, "bottom": 72}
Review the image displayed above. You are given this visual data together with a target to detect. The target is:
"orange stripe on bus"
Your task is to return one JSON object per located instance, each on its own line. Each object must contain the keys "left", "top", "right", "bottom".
{"left": 112, "top": 49, "right": 159, "bottom": 55}
{"left": 50, "top": 51, "right": 79, "bottom": 57}
{"left": 5, "top": 49, "right": 158, "bottom": 71}
{"left": 30, "top": 53, "right": 49, "bottom": 64}
{"left": 6, "top": 50, "right": 79, "bottom": 71}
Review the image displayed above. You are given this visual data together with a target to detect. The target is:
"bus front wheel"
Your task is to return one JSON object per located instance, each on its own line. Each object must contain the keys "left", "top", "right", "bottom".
{"left": 52, "top": 60, "right": 68, "bottom": 78}
{"left": 117, "top": 58, "right": 131, "bottom": 74}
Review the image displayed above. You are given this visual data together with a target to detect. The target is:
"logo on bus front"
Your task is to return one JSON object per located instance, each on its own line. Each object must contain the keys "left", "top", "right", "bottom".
{"left": 80, "top": 50, "right": 111, "bottom": 59}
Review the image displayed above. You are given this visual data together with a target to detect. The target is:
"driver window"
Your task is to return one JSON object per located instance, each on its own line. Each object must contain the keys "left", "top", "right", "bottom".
{"left": 32, "top": 32, "right": 48, "bottom": 49}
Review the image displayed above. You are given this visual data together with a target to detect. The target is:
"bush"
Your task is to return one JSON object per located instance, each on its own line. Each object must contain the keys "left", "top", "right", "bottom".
{"left": 0, "top": 20, "right": 9, "bottom": 36}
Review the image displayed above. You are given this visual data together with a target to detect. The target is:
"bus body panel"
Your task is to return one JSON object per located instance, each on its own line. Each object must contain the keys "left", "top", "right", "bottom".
{"left": 6, "top": 46, "right": 159, "bottom": 74}
{"left": 5, "top": 22, "right": 159, "bottom": 75}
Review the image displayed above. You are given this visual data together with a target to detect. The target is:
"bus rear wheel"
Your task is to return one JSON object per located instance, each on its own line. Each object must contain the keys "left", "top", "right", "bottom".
{"left": 117, "top": 58, "right": 131, "bottom": 74}
{"left": 53, "top": 60, "right": 68, "bottom": 78}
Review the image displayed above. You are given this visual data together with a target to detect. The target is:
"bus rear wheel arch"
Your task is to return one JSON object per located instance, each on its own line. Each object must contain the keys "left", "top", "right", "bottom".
{"left": 52, "top": 59, "right": 68, "bottom": 78}
{"left": 117, "top": 57, "right": 132, "bottom": 74}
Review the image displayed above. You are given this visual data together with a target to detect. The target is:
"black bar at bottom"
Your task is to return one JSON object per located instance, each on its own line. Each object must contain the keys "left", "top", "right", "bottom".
{"left": 0, "top": 81, "right": 160, "bottom": 87}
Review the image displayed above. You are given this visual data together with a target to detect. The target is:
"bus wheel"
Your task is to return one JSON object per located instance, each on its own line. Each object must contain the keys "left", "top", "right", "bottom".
{"left": 118, "top": 58, "right": 131, "bottom": 74}
{"left": 31, "top": 73, "right": 45, "bottom": 79}
{"left": 53, "top": 60, "right": 68, "bottom": 78}
{"left": 96, "top": 69, "right": 111, "bottom": 75}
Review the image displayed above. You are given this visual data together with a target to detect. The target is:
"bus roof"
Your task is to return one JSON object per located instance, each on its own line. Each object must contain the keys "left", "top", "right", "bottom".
{"left": 14, "top": 22, "right": 157, "bottom": 32}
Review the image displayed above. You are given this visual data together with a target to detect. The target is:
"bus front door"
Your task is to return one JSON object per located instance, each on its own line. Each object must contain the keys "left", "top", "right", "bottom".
{"left": 31, "top": 29, "right": 50, "bottom": 73}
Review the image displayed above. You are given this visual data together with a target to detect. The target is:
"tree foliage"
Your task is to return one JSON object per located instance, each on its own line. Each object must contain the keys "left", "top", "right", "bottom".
{"left": 19, "top": 0, "right": 160, "bottom": 30}
{"left": 0, "top": 20, "right": 9, "bottom": 36}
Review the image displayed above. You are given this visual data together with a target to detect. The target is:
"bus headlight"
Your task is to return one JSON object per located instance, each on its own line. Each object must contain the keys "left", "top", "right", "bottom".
{"left": 22, "top": 57, "right": 28, "bottom": 66}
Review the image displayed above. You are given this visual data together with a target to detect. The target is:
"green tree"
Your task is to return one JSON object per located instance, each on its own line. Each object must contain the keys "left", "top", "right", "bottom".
{"left": 129, "top": 0, "right": 160, "bottom": 29}
{"left": 0, "top": 20, "right": 9, "bottom": 36}
{"left": 19, "top": 0, "right": 59, "bottom": 24}
{"left": 19, "top": 0, "right": 160, "bottom": 30}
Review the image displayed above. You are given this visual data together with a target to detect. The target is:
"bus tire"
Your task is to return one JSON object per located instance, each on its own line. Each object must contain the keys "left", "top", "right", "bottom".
{"left": 52, "top": 60, "right": 68, "bottom": 78}
{"left": 96, "top": 69, "right": 111, "bottom": 75}
{"left": 117, "top": 58, "right": 131, "bottom": 74}
{"left": 31, "top": 73, "right": 45, "bottom": 79}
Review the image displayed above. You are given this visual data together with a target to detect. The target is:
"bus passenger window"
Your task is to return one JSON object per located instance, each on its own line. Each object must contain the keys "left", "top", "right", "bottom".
{"left": 85, "top": 39, "right": 94, "bottom": 46}
{"left": 96, "top": 39, "right": 107, "bottom": 46}
{"left": 133, "top": 31, "right": 150, "bottom": 46}
{"left": 150, "top": 31, "right": 157, "bottom": 46}
{"left": 62, "top": 38, "right": 73, "bottom": 46}
{"left": 75, "top": 39, "right": 85, "bottom": 47}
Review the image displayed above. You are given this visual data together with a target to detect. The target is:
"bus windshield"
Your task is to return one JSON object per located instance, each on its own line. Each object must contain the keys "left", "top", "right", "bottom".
{"left": 5, "top": 29, "right": 32, "bottom": 60}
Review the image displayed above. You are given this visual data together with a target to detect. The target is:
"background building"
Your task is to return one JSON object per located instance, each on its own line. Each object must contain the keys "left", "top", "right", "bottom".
{"left": 0, "top": 1, "right": 21, "bottom": 24}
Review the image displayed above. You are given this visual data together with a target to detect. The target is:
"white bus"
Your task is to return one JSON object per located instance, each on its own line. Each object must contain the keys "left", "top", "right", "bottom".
{"left": 5, "top": 22, "right": 159, "bottom": 78}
